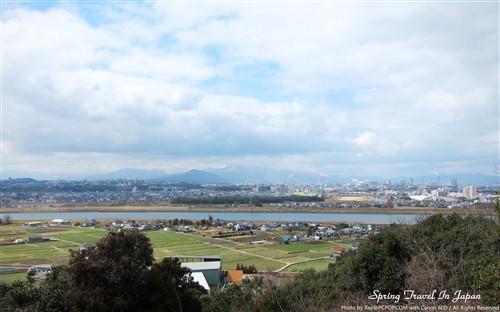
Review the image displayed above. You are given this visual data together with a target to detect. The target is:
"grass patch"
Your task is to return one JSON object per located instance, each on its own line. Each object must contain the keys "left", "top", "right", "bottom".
{"left": 0, "top": 272, "right": 28, "bottom": 283}
{"left": 1, "top": 224, "right": 352, "bottom": 282}
{"left": 266, "top": 242, "right": 334, "bottom": 253}
{"left": 285, "top": 259, "right": 335, "bottom": 272}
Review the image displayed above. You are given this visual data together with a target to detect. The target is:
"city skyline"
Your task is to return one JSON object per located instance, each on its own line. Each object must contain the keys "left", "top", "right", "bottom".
{"left": 2, "top": 1, "right": 499, "bottom": 179}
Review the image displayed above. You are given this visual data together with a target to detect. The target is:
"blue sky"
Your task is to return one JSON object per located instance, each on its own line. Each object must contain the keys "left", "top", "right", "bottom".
{"left": 1, "top": 1, "right": 499, "bottom": 178}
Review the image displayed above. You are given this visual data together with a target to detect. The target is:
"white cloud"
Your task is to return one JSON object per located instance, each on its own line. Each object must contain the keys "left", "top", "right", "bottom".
{"left": 353, "top": 131, "right": 377, "bottom": 148}
{"left": 2, "top": 2, "right": 498, "bottom": 177}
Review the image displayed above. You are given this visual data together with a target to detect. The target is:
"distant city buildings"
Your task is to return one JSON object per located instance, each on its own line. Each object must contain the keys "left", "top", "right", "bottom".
{"left": 1, "top": 178, "right": 497, "bottom": 210}
{"left": 462, "top": 185, "right": 477, "bottom": 199}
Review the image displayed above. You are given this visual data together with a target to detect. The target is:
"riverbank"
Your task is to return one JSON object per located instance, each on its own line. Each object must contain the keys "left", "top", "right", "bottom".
{"left": 1, "top": 202, "right": 493, "bottom": 215}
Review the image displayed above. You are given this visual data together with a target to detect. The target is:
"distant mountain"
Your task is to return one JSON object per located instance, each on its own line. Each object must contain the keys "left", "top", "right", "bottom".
{"left": 1, "top": 170, "right": 79, "bottom": 181}
{"left": 2, "top": 167, "right": 498, "bottom": 185}
{"left": 164, "top": 169, "right": 227, "bottom": 184}
{"left": 84, "top": 169, "right": 167, "bottom": 181}
{"left": 209, "top": 166, "right": 500, "bottom": 186}
{"left": 210, "top": 165, "right": 337, "bottom": 184}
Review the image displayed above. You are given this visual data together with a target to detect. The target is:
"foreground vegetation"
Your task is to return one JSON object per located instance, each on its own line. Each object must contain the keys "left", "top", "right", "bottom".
{"left": 1, "top": 206, "right": 499, "bottom": 311}
{"left": 203, "top": 211, "right": 500, "bottom": 311}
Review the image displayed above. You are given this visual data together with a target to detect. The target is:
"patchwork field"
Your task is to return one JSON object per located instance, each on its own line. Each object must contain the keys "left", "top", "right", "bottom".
{"left": 0, "top": 222, "right": 349, "bottom": 282}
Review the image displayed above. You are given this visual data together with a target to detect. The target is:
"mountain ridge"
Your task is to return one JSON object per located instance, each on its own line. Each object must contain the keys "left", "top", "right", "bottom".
{"left": 2, "top": 168, "right": 498, "bottom": 185}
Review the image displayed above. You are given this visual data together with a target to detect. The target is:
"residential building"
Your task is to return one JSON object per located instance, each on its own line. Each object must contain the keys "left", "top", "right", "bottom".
{"left": 463, "top": 185, "right": 477, "bottom": 199}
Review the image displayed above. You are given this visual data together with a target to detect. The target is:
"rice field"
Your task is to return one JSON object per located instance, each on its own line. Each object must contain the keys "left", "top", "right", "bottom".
{"left": 1, "top": 222, "right": 350, "bottom": 282}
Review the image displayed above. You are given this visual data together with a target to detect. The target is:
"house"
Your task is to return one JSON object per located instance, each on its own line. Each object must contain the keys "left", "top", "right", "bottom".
{"left": 181, "top": 261, "right": 222, "bottom": 289}
{"left": 80, "top": 243, "right": 96, "bottom": 251}
{"left": 50, "top": 219, "right": 71, "bottom": 226}
{"left": 26, "top": 236, "right": 44, "bottom": 243}
{"left": 191, "top": 272, "right": 211, "bottom": 293}
{"left": 334, "top": 246, "right": 346, "bottom": 256}
{"left": 164, "top": 256, "right": 222, "bottom": 289}
{"left": 28, "top": 265, "right": 52, "bottom": 274}
{"left": 226, "top": 270, "right": 244, "bottom": 285}
{"left": 112, "top": 220, "right": 124, "bottom": 227}
{"left": 279, "top": 236, "right": 291, "bottom": 244}
{"left": 340, "top": 228, "right": 354, "bottom": 235}
{"left": 24, "top": 222, "right": 42, "bottom": 227}
{"left": 352, "top": 224, "right": 364, "bottom": 231}
{"left": 27, "top": 265, "right": 52, "bottom": 279}
{"left": 315, "top": 229, "right": 328, "bottom": 237}
{"left": 178, "top": 225, "right": 193, "bottom": 233}
{"left": 235, "top": 222, "right": 252, "bottom": 231}
{"left": 294, "top": 222, "right": 306, "bottom": 229}
{"left": 326, "top": 229, "right": 336, "bottom": 236}
{"left": 81, "top": 219, "right": 98, "bottom": 227}
{"left": 122, "top": 224, "right": 137, "bottom": 231}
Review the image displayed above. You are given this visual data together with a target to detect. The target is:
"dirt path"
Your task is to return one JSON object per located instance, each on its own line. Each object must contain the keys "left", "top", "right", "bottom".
{"left": 52, "top": 246, "right": 65, "bottom": 252}
{"left": 274, "top": 256, "right": 333, "bottom": 273}
{"left": 181, "top": 232, "right": 287, "bottom": 264}
{"left": 215, "top": 243, "right": 288, "bottom": 264}
{"left": 50, "top": 238, "right": 81, "bottom": 247}
{"left": 181, "top": 232, "right": 340, "bottom": 272}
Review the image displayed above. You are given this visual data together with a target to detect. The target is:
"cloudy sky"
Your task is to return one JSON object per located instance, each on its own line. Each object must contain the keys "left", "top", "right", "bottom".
{"left": 1, "top": 1, "right": 498, "bottom": 178}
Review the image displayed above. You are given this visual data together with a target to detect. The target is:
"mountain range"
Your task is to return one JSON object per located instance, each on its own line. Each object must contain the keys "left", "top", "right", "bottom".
{"left": 2, "top": 167, "right": 499, "bottom": 186}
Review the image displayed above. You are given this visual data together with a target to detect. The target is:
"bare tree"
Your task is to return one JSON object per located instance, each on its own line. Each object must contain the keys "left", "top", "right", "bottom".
{"left": 2, "top": 215, "right": 12, "bottom": 224}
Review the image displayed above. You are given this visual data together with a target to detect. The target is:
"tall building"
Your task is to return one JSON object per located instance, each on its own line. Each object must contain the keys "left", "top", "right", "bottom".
{"left": 462, "top": 185, "right": 477, "bottom": 198}
{"left": 451, "top": 178, "right": 457, "bottom": 186}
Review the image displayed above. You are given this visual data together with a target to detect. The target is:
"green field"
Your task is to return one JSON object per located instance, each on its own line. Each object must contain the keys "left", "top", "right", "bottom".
{"left": 286, "top": 259, "right": 335, "bottom": 272}
{"left": 1, "top": 223, "right": 350, "bottom": 282}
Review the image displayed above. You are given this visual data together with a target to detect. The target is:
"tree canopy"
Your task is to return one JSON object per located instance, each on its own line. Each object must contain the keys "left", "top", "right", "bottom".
{"left": 1, "top": 230, "right": 206, "bottom": 312}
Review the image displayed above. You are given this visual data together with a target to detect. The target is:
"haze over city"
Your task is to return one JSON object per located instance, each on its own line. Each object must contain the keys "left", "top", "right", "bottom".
{"left": 2, "top": 1, "right": 499, "bottom": 180}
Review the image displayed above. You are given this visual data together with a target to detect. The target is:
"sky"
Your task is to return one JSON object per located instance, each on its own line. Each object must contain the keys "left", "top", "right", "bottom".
{"left": 1, "top": 0, "right": 499, "bottom": 179}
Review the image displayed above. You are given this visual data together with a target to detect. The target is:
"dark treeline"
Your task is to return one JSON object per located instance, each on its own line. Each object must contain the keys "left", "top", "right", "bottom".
{"left": 236, "top": 263, "right": 258, "bottom": 274}
{"left": 170, "top": 195, "right": 324, "bottom": 205}
{"left": 0, "top": 180, "right": 202, "bottom": 193}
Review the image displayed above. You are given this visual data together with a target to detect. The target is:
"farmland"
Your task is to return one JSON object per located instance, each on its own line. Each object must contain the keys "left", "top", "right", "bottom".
{"left": 0, "top": 222, "right": 352, "bottom": 282}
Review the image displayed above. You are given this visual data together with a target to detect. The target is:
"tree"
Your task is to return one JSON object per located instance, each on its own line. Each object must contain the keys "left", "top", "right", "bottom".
{"left": 141, "top": 258, "right": 206, "bottom": 311}
{"left": 477, "top": 195, "right": 500, "bottom": 304}
{"left": 307, "top": 225, "right": 315, "bottom": 237}
{"left": 68, "top": 231, "right": 155, "bottom": 311}
{"left": 327, "top": 228, "right": 412, "bottom": 297}
{"left": 202, "top": 284, "right": 253, "bottom": 312}
{"left": 405, "top": 214, "right": 498, "bottom": 292}
{"left": 203, "top": 277, "right": 266, "bottom": 312}
{"left": 36, "top": 266, "right": 74, "bottom": 312}
{"left": 67, "top": 231, "right": 205, "bottom": 312}
{"left": 2, "top": 215, "right": 12, "bottom": 225}
{"left": 0, "top": 280, "right": 40, "bottom": 312}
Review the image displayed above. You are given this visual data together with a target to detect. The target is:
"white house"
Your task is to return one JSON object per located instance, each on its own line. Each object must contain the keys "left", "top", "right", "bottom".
{"left": 28, "top": 265, "right": 52, "bottom": 279}
{"left": 50, "top": 219, "right": 71, "bottom": 226}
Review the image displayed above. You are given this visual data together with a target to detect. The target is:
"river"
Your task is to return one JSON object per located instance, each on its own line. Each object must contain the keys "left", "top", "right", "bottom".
{"left": 0, "top": 211, "right": 430, "bottom": 224}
